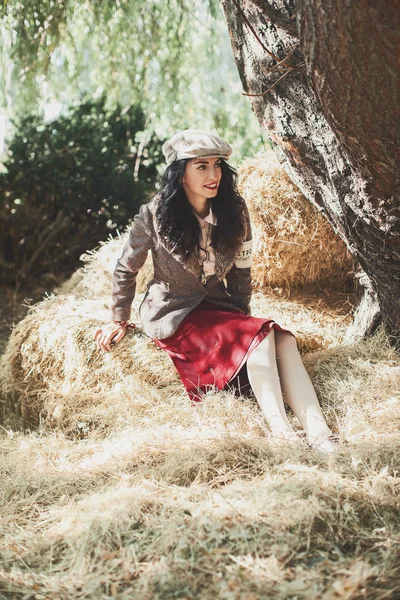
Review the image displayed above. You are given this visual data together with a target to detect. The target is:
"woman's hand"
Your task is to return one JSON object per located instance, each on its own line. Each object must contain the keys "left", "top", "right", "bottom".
{"left": 93, "top": 322, "right": 128, "bottom": 352}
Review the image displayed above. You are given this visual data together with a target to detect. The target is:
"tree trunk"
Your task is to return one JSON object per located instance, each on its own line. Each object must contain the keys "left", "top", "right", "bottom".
{"left": 342, "top": 269, "right": 381, "bottom": 345}
{"left": 221, "top": 0, "right": 400, "bottom": 344}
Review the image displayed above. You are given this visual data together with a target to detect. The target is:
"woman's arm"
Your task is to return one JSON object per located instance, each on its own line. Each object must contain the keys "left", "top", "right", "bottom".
{"left": 111, "top": 203, "right": 154, "bottom": 321}
{"left": 225, "top": 200, "right": 253, "bottom": 315}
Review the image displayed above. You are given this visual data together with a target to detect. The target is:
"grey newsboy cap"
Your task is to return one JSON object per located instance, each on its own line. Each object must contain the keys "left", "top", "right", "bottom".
{"left": 162, "top": 129, "right": 233, "bottom": 165}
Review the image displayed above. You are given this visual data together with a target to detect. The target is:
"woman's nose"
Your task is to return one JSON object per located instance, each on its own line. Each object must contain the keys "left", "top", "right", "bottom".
{"left": 207, "top": 167, "right": 221, "bottom": 180}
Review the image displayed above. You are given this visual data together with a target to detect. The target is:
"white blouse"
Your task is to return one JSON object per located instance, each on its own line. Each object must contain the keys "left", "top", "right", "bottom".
{"left": 195, "top": 205, "right": 217, "bottom": 280}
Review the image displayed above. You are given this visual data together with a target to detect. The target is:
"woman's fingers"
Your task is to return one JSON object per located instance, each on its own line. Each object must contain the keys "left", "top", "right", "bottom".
{"left": 94, "top": 330, "right": 110, "bottom": 352}
{"left": 94, "top": 329, "right": 102, "bottom": 351}
{"left": 93, "top": 327, "right": 102, "bottom": 341}
{"left": 102, "top": 332, "right": 113, "bottom": 352}
{"left": 93, "top": 324, "right": 128, "bottom": 352}
{"left": 94, "top": 327, "right": 108, "bottom": 352}
{"left": 97, "top": 331, "right": 107, "bottom": 352}
{"left": 98, "top": 333, "right": 107, "bottom": 353}
{"left": 111, "top": 328, "right": 126, "bottom": 345}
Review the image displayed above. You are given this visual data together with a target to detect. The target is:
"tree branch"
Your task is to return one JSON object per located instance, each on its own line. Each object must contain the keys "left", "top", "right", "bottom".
{"left": 242, "top": 69, "right": 292, "bottom": 96}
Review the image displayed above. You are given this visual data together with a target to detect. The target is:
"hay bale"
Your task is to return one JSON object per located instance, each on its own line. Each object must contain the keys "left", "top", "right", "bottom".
{"left": 0, "top": 273, "right": 375, "bottom": 437}
{"left": 0, "top": 231, "right": 173, "bottom": 433}
{"left": 0, "top": 190, "right": 360, "bottom": 434}
{"left": 0, "top": 291, "right": 184, "bottom": 433}
{"left": 238, "top": 153, "right": 354, "bottom": 289}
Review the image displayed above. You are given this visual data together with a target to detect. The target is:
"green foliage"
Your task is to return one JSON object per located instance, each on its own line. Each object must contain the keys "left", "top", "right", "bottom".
{"left": 0, "top": 0, "right": 265, "bottom": 159}
{"left": 0, "top": 98, "right": 163, "bottom": 288}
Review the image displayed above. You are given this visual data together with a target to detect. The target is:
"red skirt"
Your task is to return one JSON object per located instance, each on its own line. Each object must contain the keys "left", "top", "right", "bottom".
{"left": 154, "top": 301, "right": 294, "bottom": 402}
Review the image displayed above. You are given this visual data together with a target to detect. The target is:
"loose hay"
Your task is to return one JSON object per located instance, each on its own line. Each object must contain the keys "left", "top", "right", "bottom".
{"left": 1, "top": 156, "right": 400, "bottom": 598}
{"left": 1, "top": 418, "right": 400, "bottom": 599}
{"left": 238, "top": 153, "right": 355, "bottom": 290}
{"left": 1, "top": 329, "right": 399, "bottom": 599}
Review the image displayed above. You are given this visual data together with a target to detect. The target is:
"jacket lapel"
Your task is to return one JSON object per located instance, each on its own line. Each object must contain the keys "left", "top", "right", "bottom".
{"left": 170, "top": 247, "right": 203, "bottom": 280}
{"left": 159, "top": 235, "right": 240, "bottom": 281}
{"left": 150, "top": 197, "right": 244, "bottom": 281}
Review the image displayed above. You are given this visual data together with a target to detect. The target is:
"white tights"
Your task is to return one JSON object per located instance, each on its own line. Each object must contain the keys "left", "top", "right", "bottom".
{"left": 246, "top": 328, "right": 332, "bottom": 443}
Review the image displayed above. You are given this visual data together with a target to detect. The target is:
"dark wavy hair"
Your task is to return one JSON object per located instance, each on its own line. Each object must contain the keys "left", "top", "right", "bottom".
{"left": 154, "top": 158, "right": 246, "bottom": 259}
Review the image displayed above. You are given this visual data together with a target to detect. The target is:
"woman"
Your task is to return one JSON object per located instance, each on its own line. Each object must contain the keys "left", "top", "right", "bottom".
{"left": 94, "top": 129, "right": 340, "bottom": 455}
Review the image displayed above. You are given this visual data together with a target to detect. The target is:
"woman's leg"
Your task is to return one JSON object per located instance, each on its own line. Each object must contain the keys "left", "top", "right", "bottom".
{"left": 246, "top": 328, "right": 295, "bottom": 437}
{"left": 274, "top": 330, "right": 333, "bottom": 443}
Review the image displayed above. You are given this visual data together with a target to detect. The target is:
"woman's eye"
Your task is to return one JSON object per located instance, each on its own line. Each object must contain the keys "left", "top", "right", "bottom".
{"left": 197, "top": 163, "right": 221, "bottom": 170}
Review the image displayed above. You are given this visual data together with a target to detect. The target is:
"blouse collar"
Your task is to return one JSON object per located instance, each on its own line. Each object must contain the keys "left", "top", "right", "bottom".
{"left": 195, "top": 203, "right": 217, "bottom": 225}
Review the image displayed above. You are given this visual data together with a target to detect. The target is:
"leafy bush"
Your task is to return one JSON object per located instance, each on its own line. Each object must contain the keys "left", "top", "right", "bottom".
{"left": 0, "top": 98, "right": 163, "bottom": 289}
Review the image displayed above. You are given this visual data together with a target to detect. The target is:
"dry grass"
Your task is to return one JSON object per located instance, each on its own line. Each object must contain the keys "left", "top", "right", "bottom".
{"left": 1, "top": 162, "right": 399, "bottom": 599}
{"left": 238, "top": 153, "right": 355, "bottom": 290}
{"left": 1, "top": 333, "right": 399, "bottom": 599}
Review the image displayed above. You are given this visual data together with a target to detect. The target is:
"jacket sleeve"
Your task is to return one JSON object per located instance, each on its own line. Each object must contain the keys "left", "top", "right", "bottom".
{"left": 111, "top": 203, "right": 154, "bottom": 321}
{"left": 225, "top": 200, "right": 253, "bottom": 315}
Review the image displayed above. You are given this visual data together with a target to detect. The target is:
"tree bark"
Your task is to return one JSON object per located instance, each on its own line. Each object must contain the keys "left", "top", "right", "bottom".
{"left": 221, "top": 0, "right": 400, "bottom": 344}
{"left": 342, "top": 269, "right": 381, "bottom": 345}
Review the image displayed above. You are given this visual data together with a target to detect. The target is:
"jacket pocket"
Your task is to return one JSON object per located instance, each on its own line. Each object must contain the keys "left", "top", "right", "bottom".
{"left": 140, "top": 277, "right": 170, "bottom": 322}
{"left": 138, "top": 288, "right": 150, "bottom": 315}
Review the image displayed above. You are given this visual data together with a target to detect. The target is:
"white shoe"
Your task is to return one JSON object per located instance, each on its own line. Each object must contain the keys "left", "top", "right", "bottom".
{"left": 308, "top": 434, "right": 340, "bottom": 455}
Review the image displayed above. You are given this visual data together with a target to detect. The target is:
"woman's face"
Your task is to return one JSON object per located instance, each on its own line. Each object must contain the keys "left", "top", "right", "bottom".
{"left": 182, "top": 156, "right": 222, "bottom": 202}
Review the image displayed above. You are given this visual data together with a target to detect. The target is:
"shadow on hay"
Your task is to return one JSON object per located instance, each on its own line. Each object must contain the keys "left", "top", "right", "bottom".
{"left": 0, "top": 329, "right": 397, "bottom": 440}
{"left": 2, "top": 447, "right": 399, "bottom": 599}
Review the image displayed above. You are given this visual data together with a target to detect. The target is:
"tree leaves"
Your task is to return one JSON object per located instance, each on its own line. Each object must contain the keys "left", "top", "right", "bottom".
{"left": 0, "top": 0, "right": 265, "bottom": 159}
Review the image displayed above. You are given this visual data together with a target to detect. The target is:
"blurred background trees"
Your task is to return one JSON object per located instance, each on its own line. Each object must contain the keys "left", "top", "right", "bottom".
{"left": 0, "top": 0, "right": 265, "bottom": 288}
{"left": 0, "top": 0, "right": 263, "bottom": 156}
{"left": 0, "top": 98, "right": 162, "bottom": 289}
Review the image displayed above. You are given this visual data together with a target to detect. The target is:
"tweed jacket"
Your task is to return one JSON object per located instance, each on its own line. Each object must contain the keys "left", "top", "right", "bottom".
{"left": 111, "top": 196, "right": 253, "bottom": 340}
